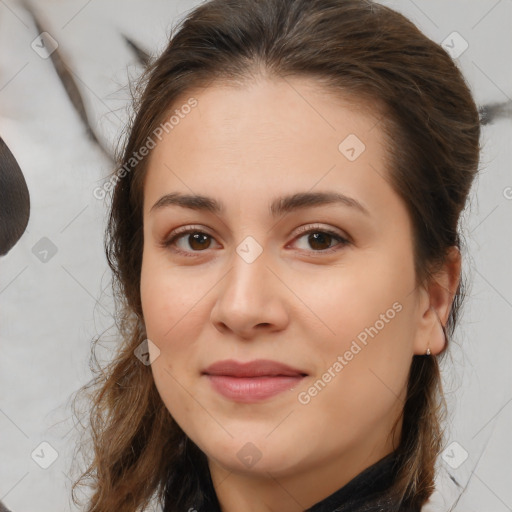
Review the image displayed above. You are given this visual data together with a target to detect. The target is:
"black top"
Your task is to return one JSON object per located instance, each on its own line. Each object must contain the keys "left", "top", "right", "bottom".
{"left": 201, "top": 451, "right": 421, "bottom": 512}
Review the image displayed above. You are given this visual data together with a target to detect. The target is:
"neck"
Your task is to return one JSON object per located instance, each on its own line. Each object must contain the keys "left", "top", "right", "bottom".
{"left": 208, "top": 438, "right": 399, "bottom": 512}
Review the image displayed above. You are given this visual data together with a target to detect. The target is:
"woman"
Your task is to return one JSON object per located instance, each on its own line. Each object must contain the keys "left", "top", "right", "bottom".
{"left": 72, "top": 0, "right": 480, "bottom": 510}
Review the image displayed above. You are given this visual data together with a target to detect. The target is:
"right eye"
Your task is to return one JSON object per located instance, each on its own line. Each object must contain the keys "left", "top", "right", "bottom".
{"left": 161, "top": 227, "right": 219, "bottom": 256}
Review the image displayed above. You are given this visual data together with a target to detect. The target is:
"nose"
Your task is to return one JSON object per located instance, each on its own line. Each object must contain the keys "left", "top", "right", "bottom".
{"left": 210, "top": 243, "right": 290, "bottom": 340}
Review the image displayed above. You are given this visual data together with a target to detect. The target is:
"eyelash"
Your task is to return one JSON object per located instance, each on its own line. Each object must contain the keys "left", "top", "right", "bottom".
{"left": 161, "top": 224, "right": 351, "bottom": 258}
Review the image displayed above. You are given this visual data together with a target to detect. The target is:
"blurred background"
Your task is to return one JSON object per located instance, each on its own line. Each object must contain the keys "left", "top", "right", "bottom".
{"left": 0, "top": 0, "right": 511, "bottom": 510}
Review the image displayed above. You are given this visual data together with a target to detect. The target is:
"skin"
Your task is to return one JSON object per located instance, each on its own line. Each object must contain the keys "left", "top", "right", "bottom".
{"left": 140, "top": 76, "right": 460, "bottom": 512}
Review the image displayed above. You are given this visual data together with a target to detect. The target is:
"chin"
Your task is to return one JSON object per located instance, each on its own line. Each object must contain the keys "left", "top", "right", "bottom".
{"left": 201, "top": 437, "right": 302, "bottom": 477}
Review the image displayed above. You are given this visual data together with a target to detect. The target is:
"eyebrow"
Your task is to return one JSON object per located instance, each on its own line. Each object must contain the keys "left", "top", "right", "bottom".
{"left": 150, "top": 191, "right": 370, "bottom": 218}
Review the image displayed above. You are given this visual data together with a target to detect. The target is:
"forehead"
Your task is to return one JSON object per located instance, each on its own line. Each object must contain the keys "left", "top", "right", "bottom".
{"left": 157, "top": 76, "right": 385, "bottom": 152}
{"left": 143, "top": 76, "right": 397, "bottom": 221}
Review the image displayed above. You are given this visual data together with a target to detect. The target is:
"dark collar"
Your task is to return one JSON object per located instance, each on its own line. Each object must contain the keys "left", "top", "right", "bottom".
{"left": 305, "top": 451, "right": 418, "bottom": 512}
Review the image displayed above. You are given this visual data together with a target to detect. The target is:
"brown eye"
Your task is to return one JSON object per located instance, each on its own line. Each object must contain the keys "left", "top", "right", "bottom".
{"left": 292, "top": 226, "right": 350, "bottom": 254}
{"left": 162, "top": 228, "right": 218, "bottom": 256}
{"left": 306, "top": 232, "right": 335, "bottom": 251}
{"left": 185, "top": 232, "right": 212, "bottom": 251}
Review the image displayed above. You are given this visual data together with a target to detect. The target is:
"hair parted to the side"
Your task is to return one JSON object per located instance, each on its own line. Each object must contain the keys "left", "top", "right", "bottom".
{"left": 71, "top": 0, "right": 481, "bottom": 510}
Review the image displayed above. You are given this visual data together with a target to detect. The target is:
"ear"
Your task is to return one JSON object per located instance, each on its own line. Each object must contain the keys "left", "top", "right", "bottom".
{"left": 413, "top": 246, "right": 461, "bottom": 355}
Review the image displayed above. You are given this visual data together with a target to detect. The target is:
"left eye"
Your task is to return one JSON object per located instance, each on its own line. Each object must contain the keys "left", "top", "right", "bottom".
{"left": 162, "top": 226, "right": 350, "bottom": 256}
{"left": 292, "top": 228, "right": 349, "bottom": 253}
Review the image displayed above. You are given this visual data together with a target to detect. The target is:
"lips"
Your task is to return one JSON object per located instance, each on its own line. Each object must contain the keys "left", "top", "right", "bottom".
{"left": 202, "top": 359, "right": 308, "bottom": 378}
{"left": 202, "top": 359, "right": 308, "bottom": 402}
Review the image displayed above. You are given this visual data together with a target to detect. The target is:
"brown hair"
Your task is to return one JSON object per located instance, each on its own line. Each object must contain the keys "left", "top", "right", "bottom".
{"left": 71, "top": 0, "right": 481, "bottom": 510}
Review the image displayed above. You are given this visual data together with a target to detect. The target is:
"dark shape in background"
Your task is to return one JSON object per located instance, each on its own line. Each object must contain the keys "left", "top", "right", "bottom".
{"left": 0, "top": 5, "right": 151, "bottom": 261}
{"left": 21, "top": 2, "right": 152, "bottom": 164}
{"left": 122, "top": 34, "right": 151, "bottom": 67}
{"left": 0, "top": 136, "right": 30, "bottom": 256}
{"left": 0, "top": 499, "right": 12, "bottom": 512}
{"left": 479, "top": 100, "right": 512, "bottom": 125}
{"left": 21, "top": 0, "right": 114, "bottom": 161}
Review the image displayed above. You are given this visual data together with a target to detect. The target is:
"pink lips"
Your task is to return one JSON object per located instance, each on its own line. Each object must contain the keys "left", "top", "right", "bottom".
{"left": 202, "top": 359, "right": 307, "bottom": 403}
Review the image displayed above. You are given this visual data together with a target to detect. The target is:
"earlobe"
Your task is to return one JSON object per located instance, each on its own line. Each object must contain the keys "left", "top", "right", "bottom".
{"left": 413, "top": 304, "right": 447, "bottom": 356}
{"left": 425, "top": 306, "right": 448, "bottom": 356}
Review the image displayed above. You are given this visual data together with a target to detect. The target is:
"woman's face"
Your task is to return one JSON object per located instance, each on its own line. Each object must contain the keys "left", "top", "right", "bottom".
{"left": 140, "top": 77, "right": 434, "bottom": 496}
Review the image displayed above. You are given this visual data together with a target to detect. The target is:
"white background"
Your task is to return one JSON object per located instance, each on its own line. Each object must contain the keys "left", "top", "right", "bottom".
{"left": 0, "top": 0, "right": 511, "bottom": 510}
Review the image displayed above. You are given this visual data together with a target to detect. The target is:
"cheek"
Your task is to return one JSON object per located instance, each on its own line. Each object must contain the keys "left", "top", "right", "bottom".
{"left": 140, "top": 261, "right": 199, "bottom": 420}
{"left": 140, "top": 254, "right": 211, "bottom": 384}
{"left": 293, "top": 261, "right": 412, "bottom": 344}
{"left": 141, "top": 254, "right": 193, "bottom": 339}
{"left": 298, "top": 257, "right": 416, "bottom": 394}
{"left": 294, "top": 300, "right": 414, "bottom": 446}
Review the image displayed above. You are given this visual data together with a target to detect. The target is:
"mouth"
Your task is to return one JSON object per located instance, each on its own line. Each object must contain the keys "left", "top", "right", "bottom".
{"left": 202, "top": 359, "right": 308, "bottom": 402}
